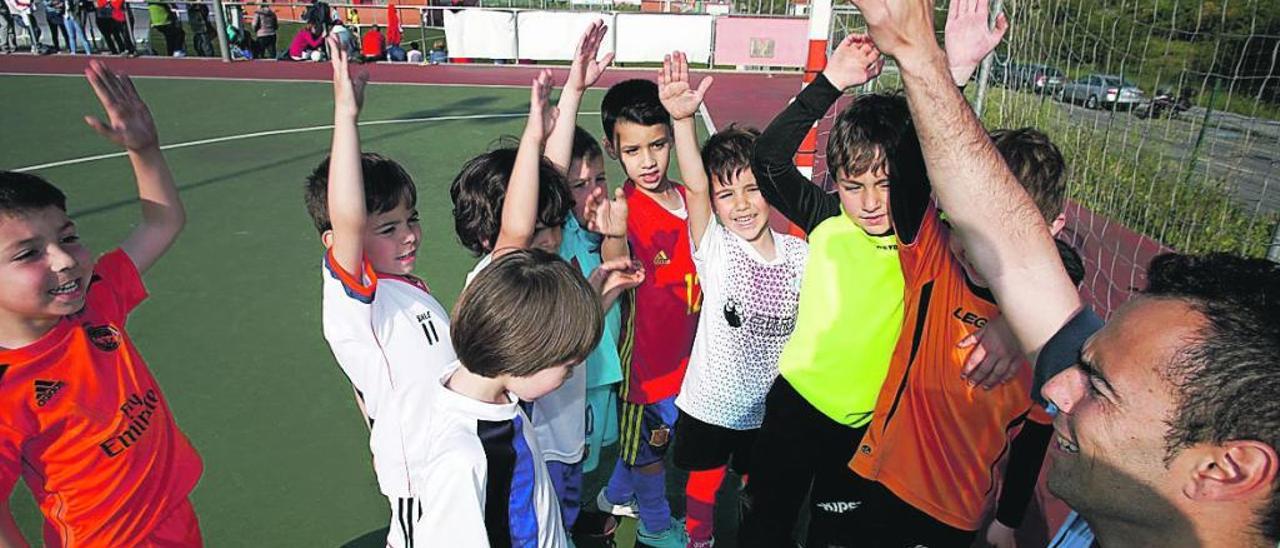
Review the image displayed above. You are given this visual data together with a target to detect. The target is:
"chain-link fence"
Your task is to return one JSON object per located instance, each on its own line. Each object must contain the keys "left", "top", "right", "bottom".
{"left": 810, "top": 1, "right": 1279, "bottom": 315}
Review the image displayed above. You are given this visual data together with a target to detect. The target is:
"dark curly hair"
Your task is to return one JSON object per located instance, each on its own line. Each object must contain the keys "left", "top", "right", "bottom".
{"left": 826, "top": 92, "right": 911, "bottom": 181}
{"left": 1144, "top": 252, "right": 1280, "bottom": 541}
{"left": 701, "top": 124, "right": 760, "bottom": 186}
{"left": 303, "top": 152, "right": 417, "bottom": 234}
{"left": 0, "top": 171, "right": 67, "bottom": 217}
{"left": 600, "top": 79, "right": 670, "bottom": 147}
{"left": 449, "top": 147, "right": 572, "bottom": 256}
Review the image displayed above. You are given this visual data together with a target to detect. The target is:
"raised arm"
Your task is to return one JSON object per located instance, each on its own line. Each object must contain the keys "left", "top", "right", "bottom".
{"left": 323, "top": 35, "right": 372, "bottom": 276}
{"left": 944, "top": 0, "right": 1008, "bottom": 86}
{"left": 82, "top": 61, "right": 185, "bottom": 274}
{"left": 545, "top": 20, "right": 612, "bottom": 173}
{"left": 658, "top": 51, "right": 714, "bottom": 247}
{"left": 852, "top": 0, "right": 1080, "bottom": 357}
{"left": 751, "top": 34, "right": 883, "bottom": 233}
{"left": 492, "top": 70, "right": 557, "bottom": 256}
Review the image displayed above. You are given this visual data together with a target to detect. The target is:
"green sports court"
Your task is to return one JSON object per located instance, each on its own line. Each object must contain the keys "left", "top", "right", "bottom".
{"left": 0, "top": 65, "right": 746, "bottom": 546}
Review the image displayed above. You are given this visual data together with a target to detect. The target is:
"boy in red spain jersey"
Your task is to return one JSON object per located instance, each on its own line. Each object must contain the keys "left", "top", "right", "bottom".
{"left": 0, "top": 61, "right": 202, "bottom": 547}
{"left": 594, "top": 78, "right": 701, "bottom": 547}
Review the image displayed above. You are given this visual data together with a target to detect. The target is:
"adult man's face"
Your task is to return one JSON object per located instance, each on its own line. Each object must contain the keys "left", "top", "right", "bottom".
{"left": 1042, "top": 297, "right": 1202, "bottom": 523}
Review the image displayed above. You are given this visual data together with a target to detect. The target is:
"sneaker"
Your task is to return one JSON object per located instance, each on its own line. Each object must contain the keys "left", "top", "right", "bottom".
{"left": 636, "top": 517, "right": 688, "bottom": 548}
{"left": 689, "top": 537, "right": 715, "bottom": 548}
{"left": 595, "top": 489, "right": 639, "bottom": 520}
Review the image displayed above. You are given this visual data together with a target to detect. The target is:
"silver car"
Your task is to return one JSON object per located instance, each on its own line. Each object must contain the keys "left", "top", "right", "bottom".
{"left": 1058, "top": 74, "right": 1144, "bottom": 110}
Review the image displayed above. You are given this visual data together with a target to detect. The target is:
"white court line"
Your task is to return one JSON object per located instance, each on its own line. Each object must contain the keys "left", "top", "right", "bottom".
{"left": 12, "top": 112, "right": 603, "bottom": 172}
{"left": 0, "top": 71, "right": 540, "bottom": 89}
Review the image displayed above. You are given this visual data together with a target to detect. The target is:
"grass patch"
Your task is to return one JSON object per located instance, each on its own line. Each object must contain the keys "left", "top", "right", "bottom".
{"left": 977, "top": 86, "right": 1277, "bottom": 257}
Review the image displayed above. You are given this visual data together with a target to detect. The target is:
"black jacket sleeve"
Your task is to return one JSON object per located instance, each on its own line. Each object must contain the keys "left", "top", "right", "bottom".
{"left": 750, "top": 73, "right": 844, "bottom": 234}
{"left": 995, "top": 419, "right": 1053, "bottom": 528}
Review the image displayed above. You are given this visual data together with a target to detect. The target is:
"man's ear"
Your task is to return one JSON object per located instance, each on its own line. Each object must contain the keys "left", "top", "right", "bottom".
{"left": 603, "top": 137, "right": 618, "bottom": 160}
{"left": 1048, "top": 213, "right": 1067, "bottom": 237}
{"left": 321, "top": 229, "right": 335, "bottom": 249}
{"left": 1183, "top": 441, "right": 1278, "bottom": 502}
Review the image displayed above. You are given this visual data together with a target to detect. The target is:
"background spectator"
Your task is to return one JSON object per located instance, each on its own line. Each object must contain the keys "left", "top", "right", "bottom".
{"left": 251, "top": 2, "right": 275, "bottom": 59}
{"left": 62, "top": 0, "right": 90, "bottom": 54}
{"left": 286, "top": 20, "right": 321, "bottom": 60}
{"left": 147, "top": 0, "right": 184, "bottom": 56}
{"left": 360, "top": 22, "right": 383, "bottom": 61}
{"left": 328, "top": 16, "right": 354, "bottom": 57}
{"left": 7, "top": 0, "right": 42, "bottom": 53}
{"left": 94, "top": 0, "right": 133, "bottom": 55}
{"left": 0, "top": 0, "right": 17, "bottom": 53}
{"left": 186, "top": 1, "right": 213, "bottom": 56}
{"left": 405, "top": 40, "right": 422, "bottom": 63}
{"left": 43, "top": 0, "right": 67, "bottom": 52}
{"left": 427, "top": 39, "right": 445, "bottom": 64}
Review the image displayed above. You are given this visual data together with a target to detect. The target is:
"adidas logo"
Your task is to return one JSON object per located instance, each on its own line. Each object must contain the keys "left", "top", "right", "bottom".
{"left": 34, "top": 380, "right": 65, "bottom": 407}
{"left": 653, "top": 250, "right": 671, "bottom": 266}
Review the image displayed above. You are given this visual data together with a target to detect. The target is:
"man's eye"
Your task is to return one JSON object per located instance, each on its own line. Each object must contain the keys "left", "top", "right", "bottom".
{"left": 61, "top": 235, "right": 80, "bottom": 244}
{"left": 13, "top": 249, "right": 36, "bottom": 261}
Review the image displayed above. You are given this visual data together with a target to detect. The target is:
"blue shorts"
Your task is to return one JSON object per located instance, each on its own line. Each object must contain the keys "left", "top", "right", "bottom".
{"left": 617, "top": 396, "right": 678, "bottom": 467}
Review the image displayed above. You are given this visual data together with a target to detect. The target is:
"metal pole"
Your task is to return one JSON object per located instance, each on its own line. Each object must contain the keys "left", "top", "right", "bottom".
{"left": 211, "top": 0, "right": 232, "bottom": 61}
{"left": 973, "top": 0, "right": 1001, "bottom": 118}
{"left": 974, "top": 53, "right": 993, "bottom": 117}
{"left": 1269, "top": 218, "right": 1280, "bottom": 263}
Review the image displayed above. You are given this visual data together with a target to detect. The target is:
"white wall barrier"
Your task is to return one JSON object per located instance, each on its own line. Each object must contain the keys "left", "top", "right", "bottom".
{"left": 443, "top": 9, "right": 774, "bottom": 65}
{"left": 613, "top": 13, "right": 713, "bottom": 64}
{"left": 516, "top": 12, "right": 617, "bottom": 61}
{"left": 443, "top": 8, "right": 518, "bottom": 59}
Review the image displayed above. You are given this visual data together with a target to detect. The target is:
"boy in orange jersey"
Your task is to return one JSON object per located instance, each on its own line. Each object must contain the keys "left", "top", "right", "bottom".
{"left": 0, "top": 62, "right": 202, "bottom": 547}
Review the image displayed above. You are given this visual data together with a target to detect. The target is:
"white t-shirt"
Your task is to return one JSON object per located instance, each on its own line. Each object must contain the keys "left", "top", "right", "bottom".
{"left": 676, "top": 218, "right": 808, "bottom": 430}
{"left": 321, "top": 250, "right": 456, "bottom": 490}
{"left": 465, "top": 253, "right": 586, "bottom": 464}
{"left": 370, "top": 363, "right": 569, "bottom": 547}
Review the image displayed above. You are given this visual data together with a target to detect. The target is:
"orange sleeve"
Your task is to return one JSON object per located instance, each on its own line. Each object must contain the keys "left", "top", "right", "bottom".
{"left": 93, "top": 249, "right": 149, "bottom": 320}
{"left": 897, "top": 201, "right": 947, "bottom": 284}
{"left": 324, "top": 248, "right": 377, "bottom": 303}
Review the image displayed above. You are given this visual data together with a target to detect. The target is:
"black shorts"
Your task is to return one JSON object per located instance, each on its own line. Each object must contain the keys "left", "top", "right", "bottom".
{"left": 808, "top": 466, "right": 976, "bottom": 547}
{"left": 672, "top": 409, "right": 757, "bottom": 474}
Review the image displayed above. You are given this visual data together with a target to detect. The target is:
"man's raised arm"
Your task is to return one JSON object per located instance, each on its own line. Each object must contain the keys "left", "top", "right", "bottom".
{"left": 851, "top": 0, "right": 1080, "bottom": 357}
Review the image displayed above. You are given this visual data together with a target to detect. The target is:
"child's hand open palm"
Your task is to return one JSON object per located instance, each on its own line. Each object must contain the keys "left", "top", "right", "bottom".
{"left": 328, "top": 34, "right": 369, "bottom": 118}
{"left": 566, "top": 20, "right": 613, "bottom": 93}
{"left": 528, "top": 69, "right": 560, "bottom": 143}
{"left": 84, "top": 61, "right": 159, "bottom": 151}
{"left": 824, "top": 33, "right": 885, "bottom": 90}
{"left": 658, "top": 51, "right": 713, "bottom": 121}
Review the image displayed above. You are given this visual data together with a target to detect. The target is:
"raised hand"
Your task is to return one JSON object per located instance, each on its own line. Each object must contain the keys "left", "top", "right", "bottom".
{"left": 584, "top": 186, "right": 628, "bottom": 238}
{"left": 84, "top": 61, "right": 160, "bottom": 151}
{"left": 823, "top": 33, "right": 885, "bottom": 91}
{"left": 527, "top": 69, "right": 559, "bottom": 144}
{"left": 847, "top": 0, "right": 939, "bottom": 61}
{"left": 587, "top": 257, "right": 645, "bottom": 309}
{"left": 657, "top": 51, "right": 713, "bottom": 121}
{"left": 945, "top": 0, "right": 1008, "bottom": 85}
{"left": 328, "top": 33, "right": 370, "bottom": 119}
{"left": 565, "top": 19, "right": 613, "bottom": 93}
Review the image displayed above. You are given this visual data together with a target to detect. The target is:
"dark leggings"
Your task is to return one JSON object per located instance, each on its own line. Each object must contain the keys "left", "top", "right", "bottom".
{"left": 155, "top": 22, "right": 183, "bottom": 55}
{"left": 95, "top": 16, "right": 133, "bottom": 54}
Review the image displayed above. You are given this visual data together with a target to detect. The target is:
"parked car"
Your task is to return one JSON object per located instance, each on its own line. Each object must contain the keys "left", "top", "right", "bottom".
{"left": 1058, "top": 74, "right": 1145, "bottom": 110}
{"left": 990, "top": 62, "right": 1066, "bottom": 94}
